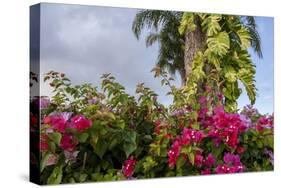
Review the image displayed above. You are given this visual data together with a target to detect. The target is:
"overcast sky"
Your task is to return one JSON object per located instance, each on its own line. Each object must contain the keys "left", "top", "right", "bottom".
{"left": 39, "top": 3, "right": 274, "bottom": 114}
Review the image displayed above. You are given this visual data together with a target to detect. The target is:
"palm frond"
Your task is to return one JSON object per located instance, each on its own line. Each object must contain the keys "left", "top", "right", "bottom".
{"left": 243, "top": 16, "right": 263, "bottom": 58}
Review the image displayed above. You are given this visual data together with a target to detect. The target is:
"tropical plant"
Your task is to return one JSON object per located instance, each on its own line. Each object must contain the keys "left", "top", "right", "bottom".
{"left": 132, "top": 11, "right": 262, "bottom": 112}
{"left": 132, "top": 10, "right": 186, "bottom": 85}
{"left": 32, "top": 71, "right": 273, "bottom": 184}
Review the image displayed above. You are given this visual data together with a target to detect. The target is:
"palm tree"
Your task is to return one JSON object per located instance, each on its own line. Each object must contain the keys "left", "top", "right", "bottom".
{"left": 132, "top": 11, "right": 263, "bottom": 111}
{"left": 132, "top": 10, "right": 186, "bottom": 86}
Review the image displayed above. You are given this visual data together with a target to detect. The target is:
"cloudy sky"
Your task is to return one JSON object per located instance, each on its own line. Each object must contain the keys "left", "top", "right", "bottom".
{"left": 39, "top": 3, "right": 274, "bottom": 114}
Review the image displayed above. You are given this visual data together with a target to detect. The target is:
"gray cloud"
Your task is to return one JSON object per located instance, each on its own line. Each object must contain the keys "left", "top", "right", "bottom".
{"left": 40, "top": 3, "right": 181, "bottom": 105}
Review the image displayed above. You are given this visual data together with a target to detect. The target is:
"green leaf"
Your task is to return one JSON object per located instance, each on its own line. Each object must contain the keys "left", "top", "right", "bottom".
{"left": 79, "top": 173, "right": 88, "bottom": 182}
{"left": 77, "top": 133, "right": 89, "bottom": 143}
{"left": 201, "top": 14, "right": 222, "bottom": 36}
{"left": 256, "top": 140, "right": 263, "bottom": 148}
{"left": 266, "top": 137, "right": 274, "bottom": 149}
{"left": 188, "top": 152, "right": 195, "bottom": 166}
{"left": 48, "top": 132, "right": 62, "bottom": 145}
{"left": 92, "top": 139, "right": 108, "bottom": 159}
{"left": 178, "top": 13, "right": 196, "bottom": 35}
{"left": 237, "top": 27, "right": 251, "bottom": 49}
{"left": 40, "top": 152, "right": 51, "bottom": 172}
{"left": 143, "top": 135, "right": 153, "bottom": 142}
{"left": 47, "top": 165, "right": 63, "bottom": 184}
{"left": 123, "top": 142, "right": 137, "bottom": 158}
{"left": 123, "top": 130, "right": 137, "bottom": 157}
{"left": 191, "top": 123, "right": 200, "bottom": 130}
{"left": 176, "top": 155, "right": 185, "bottom": 169}
{"left": 224, "top": 67, "right": 237, "bottom": 83}
{"left": 207, "top": 31, "right": 230, "bottom": 56}
{"left": 238, "top": 68, "right": 257, "bottom": 105}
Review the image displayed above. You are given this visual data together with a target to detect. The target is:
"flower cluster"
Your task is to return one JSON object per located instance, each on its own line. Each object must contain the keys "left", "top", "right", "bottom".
{"left": 208, "top": 106, "right": 247, "bottom": 148}
{"left": 42, "top": 113, "right": 92, "bottom": 152}
{"left": 43, "top": 113, "right": 92, "bottom": 133}
{"left": 181, "top": 128, "right": 205, "bottom": 144}
{"left": 68, "top": 115, "right": 92, "bottom": 132}
{"left": 168, "top": 128, "right": 205, "bottom": 167}
{"left": 122, "top": 156, "right": 137, "bottom": 178}
{"left": 256, "top": 115, "right": 273, "bottom": 132}
{"left": 60, "top": 133, "right": 78, "bottom": 151}
{"left": 168, "top": 140, "right": 182, "bottom": 167}
{"left": 215, "top": 153, "right": 244, "bottom": 174}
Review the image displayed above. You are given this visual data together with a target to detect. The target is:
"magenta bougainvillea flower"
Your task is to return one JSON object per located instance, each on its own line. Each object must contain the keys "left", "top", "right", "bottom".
{"left": 44, "top": 113, "right": 92, "bottom": 133}
{"left": 168, "top": 128, "right": 205, "bottom": 168}
{"left": 215, "top": 153, "right": 244, "bottom": 174}
{"left": 195, "top": 153, "right": 204, "bottom": 167}
{"left": 48, "top": 115, "right": 68, "bottom": 133}
{"left": 198, "top": 96, "right": 207, "bottom": 105}
{"left": 122, "top": 156, "right": 137, "bottom": 178}
{"left": 256, "top": 115, "right": 273, "bottom": 132}
{"left": 43, "top": 112, "right": 72, "bottom": 133}
{"left": 203, "top": 153, "right": 216, "bottom": 168}
{"left": 40, "top": 97, "right": 51, "bottom": 109}
{"left": 208, "top": 106, "right": 247, "bottom": 148}
{"left": 182, "top": 128, "right": 205, "bottom": 144}
{"left": 168, "top": 140, "right": 182, "bottom": 168}
{"left": 69, "top": 115, "right": 92, "bottom": 132}
{"left": 60, "top": 134, "right": 78, "bottom": 152}
{"left": 201, "top": 169, "right": 211, "bottom": 175}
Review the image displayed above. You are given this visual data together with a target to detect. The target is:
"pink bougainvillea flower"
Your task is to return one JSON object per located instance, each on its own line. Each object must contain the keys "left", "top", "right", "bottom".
{"left": 198, "top": 96, "right": 207, "bottom": 105}
{"left": 201, "top": 169, "right": 211, "bottom": 175}
{"left": 182, "top": 128, "right": 204, "bottom": 144}
{"left": 256, "top": 115, "right": 274, "bottom": 132}
{"left": 195, "top": 153, "right": 204, "bottom": 167}
{"left": 204, "top": 153, "right": 216, "bottom": 168}
{"left": 168, "top": 140, "right": 182, "bottom": 168}
{"left": 69, "top": 115, "right": 92, "bottom": 132}
{"left": 60, "top": 133, "right": 78, "bottom": 152}
{"left": 43, "top": 116, "right": 51, "bottom": 124}
{"left": 236, "top": 146, "right": 245, "bottom": 154}
{"left": 40, "top": 97, "right": 51, "bottom": 109}
{"left": 215, "top": 164, "right": 244, "bottom": 174}
{"left": 43, "top": 112, "right": 72, "bottom": 133}
{"left": 215, "top": 153, "right": 244, "bottom": 174}
{"left": 223, "top": 153, "right": 241, "bottom": 166}
{"left": 207, "top": 105, "right": 247, "bottom": 148}
{"left": 217, "top": 92, "right": 223, "bottom": 101}
{"left": 50, "top": 115, "right": 68, "bottom": 133}
{"left": 122, "top": 156, "right": 137, "bottom": 178}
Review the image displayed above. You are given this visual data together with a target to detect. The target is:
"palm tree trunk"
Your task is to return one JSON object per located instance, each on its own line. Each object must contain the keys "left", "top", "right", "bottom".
{"left": 184, "top": 17, "right": 205, "bottom": 84}
{"left": 179, "top": 69, "right": 186, "bottom": 86}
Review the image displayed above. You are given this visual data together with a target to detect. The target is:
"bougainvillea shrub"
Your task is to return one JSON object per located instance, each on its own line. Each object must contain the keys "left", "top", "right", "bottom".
{"left": 29, "top": 3, "right": 274, "bottom": 185}
{"left": 30, "top": 70, "right": 273, "bottom": 184}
